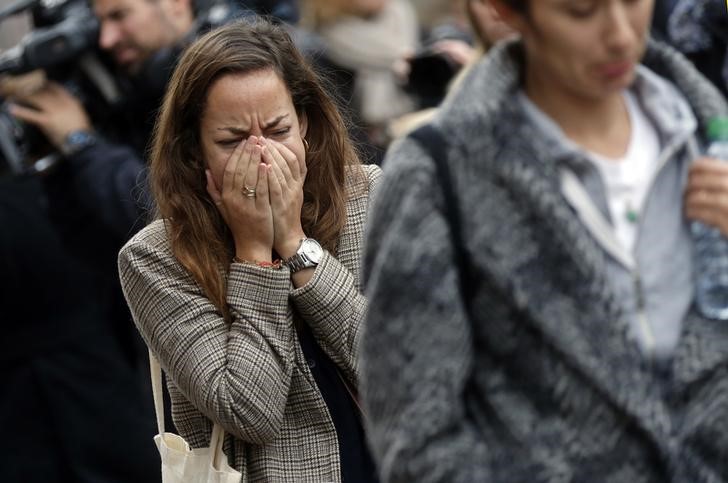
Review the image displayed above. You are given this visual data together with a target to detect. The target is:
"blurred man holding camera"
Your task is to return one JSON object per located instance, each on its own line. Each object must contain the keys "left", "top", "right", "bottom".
{"left": 0, "top": 0, "right": 200, "bottom": 481}
{"left": 5, "top": 0, "right": 195, "bottom": 236}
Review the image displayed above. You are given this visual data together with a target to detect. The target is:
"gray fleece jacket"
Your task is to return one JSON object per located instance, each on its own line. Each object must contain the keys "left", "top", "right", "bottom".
{"left": 362, "top": 40, "right": 728, "bottom": 483}
{"left": 519, "top": 64, "right": 701, "bottom": 361}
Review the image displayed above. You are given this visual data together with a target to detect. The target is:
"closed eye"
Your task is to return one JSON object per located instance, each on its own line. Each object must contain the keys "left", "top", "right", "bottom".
{"left": 564, "top": 0, "right": 597, "bottom": 18}
{"left": 567, "top": 6, "right": 595, "bottom": 18}
{"left": 270, "top": 127, "right": 291, "bottom": 137}
{"left": 217, "top": 139, "right": 242, "bottom": 147}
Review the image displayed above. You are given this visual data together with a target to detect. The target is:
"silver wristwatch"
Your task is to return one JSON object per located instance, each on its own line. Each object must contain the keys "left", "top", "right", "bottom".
{"left": 284, "top": 238, "right": 323, "bottom": 273}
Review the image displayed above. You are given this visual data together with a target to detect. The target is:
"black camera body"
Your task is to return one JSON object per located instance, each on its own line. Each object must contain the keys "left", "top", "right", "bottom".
{"left": 405, "top": 49, "right": 460, "bottom": 107}
{"left": 0, "top": 0, "right": 120, "bottom": 175}
{"left": 0, "top": 0, "right": 99, "bottom": 76}
{"left": 0, "top": 0, "right": 258, "bottom": 176}
{"left": 404, "top": 23, "right": 473, "bottom": 109}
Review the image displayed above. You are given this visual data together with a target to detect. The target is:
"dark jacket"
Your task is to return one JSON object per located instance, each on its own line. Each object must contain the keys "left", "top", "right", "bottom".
{"left": 0, "top": 174, "right": 158, "bottom": 482}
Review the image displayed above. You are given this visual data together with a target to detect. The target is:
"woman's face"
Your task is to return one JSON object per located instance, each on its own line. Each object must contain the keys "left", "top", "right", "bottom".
{"left": 508, "top": 0, "right": 654, "bottom": 100}
{"left": 199, "top": 69, "right": 308, "bottom": 189}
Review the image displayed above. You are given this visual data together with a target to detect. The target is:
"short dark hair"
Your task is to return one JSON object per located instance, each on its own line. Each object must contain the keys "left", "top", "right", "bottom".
{"left": 502, "top": 0, "right": 528, "bottom": 13}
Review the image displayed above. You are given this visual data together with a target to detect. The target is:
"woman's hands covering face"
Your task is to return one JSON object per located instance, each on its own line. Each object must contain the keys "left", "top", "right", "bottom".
{"left": 262, "top": 137, "right": 307, "bottom": 260}
{"left": 206, "top": 135, "right": 274, "bottom": 262}
{"left": 206, "top": 135, "right": 307, "bottom": 262}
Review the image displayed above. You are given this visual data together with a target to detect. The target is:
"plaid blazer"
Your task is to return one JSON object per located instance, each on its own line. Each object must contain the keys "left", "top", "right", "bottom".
{"left": 119, "top": 164, "right": 380, "bottom": 482}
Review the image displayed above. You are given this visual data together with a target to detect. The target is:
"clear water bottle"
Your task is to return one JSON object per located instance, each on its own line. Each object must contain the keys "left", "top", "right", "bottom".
{"left": 693, "top": 116, "right": 728, "bottom": 320}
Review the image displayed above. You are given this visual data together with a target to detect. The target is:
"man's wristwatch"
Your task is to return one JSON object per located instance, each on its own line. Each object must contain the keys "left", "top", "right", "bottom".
{"left": 284, "top": 238, "right": 323, "bottom": 273}
{"left": 61, "top": 130, "right": 97, "bottom": 157}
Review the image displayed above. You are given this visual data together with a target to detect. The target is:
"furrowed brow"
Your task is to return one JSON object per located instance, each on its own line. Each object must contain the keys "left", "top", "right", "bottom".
{"left": 263, "top": 114, "right": 289, "bottom": 129}
{"left": 215, "top": 114, "right": 289, "bottom": 136}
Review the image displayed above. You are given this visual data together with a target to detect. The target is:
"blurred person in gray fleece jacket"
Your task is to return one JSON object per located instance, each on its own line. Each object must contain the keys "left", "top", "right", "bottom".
{"left": 361, "top": 0, "right": 728, "bottom": 481}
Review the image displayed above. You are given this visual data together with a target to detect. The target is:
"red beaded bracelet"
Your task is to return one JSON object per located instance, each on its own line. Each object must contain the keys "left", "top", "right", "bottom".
{"left": 233, "top": 257, "right": 282, "bottom": 269}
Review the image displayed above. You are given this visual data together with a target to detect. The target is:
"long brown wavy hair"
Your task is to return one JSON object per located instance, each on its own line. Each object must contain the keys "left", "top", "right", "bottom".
{"left": 149, "top": 19, "right": 362, "bottom": 319}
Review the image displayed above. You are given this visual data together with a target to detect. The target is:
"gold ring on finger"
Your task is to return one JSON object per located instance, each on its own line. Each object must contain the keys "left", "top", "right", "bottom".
{"left": 242, "top": 185, "right": 256, "bottom": 198}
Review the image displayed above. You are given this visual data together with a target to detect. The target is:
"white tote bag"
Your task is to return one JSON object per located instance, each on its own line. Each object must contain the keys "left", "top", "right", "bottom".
{"left": 149, "top": 351, "right": 242, "bottom": 483}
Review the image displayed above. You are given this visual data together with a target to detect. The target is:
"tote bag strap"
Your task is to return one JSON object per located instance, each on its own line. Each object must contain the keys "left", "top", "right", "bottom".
{"left": 149, "top": 349, "right": 167, "bottom": 436}
{"left": 148, "top": 350, "right": 227, "bottom": 451}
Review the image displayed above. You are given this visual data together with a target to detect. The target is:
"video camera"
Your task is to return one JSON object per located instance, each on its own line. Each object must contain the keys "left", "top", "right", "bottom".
{"left": 0, "top": 0, "right": 120, "bottom": 176}
{"left": 0, "top": 0, "right": 98, "bottom": 76}
{"left": 404, "top": 24, "right": 473, "bottom": 109}
{"left": 0, "top": 0, "right": 251, "bottom": 177}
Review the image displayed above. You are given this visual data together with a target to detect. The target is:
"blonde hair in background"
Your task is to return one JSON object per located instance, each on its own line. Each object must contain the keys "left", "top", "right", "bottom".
{"left": 410, "top": 0, "right": 467, "bottom": 32}
{"left": 300, "top": 0, "right": 389, "bottom": 28}
{"left": 299, "top": 0, "right": 344, "bottom": 27}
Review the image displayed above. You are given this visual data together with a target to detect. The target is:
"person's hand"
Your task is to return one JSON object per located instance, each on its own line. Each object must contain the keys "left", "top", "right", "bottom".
{"left": 430, "top": 39, "right": 477, "bottom": 68}
{"left": 206, "top": 136, "right": 274, "bottom": 262}
{"left": 5, "top": 81, "right": 91, "bottom": 149}
{"left": 261, "top": 137, "right": 306, "bottom": 260}
{"left": 0, "top": 70, "right": 47, "bottom": 98}
{"left": 685, "top": 157, "right": 728, "bottom": 237}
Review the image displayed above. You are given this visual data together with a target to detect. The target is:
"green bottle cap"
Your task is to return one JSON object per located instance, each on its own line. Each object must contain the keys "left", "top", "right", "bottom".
{"left": 707, "top": 116, "right": 728, "bottom": 141}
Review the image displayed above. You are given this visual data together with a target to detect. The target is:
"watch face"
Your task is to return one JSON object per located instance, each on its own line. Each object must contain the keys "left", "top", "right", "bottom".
{"left": 301, "top": 239, "right": 323, "bottom": 262}
{"left": 68, "top": 131, "right": 91, "bottom": 144}
{"left": 63, "top": 130, "right": 96, "bottom": 156}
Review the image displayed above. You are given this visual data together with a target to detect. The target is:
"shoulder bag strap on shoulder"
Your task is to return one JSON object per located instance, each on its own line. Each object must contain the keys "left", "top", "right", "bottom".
{"left": 407, "top": 125, "right": 474, "bottom": 314}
